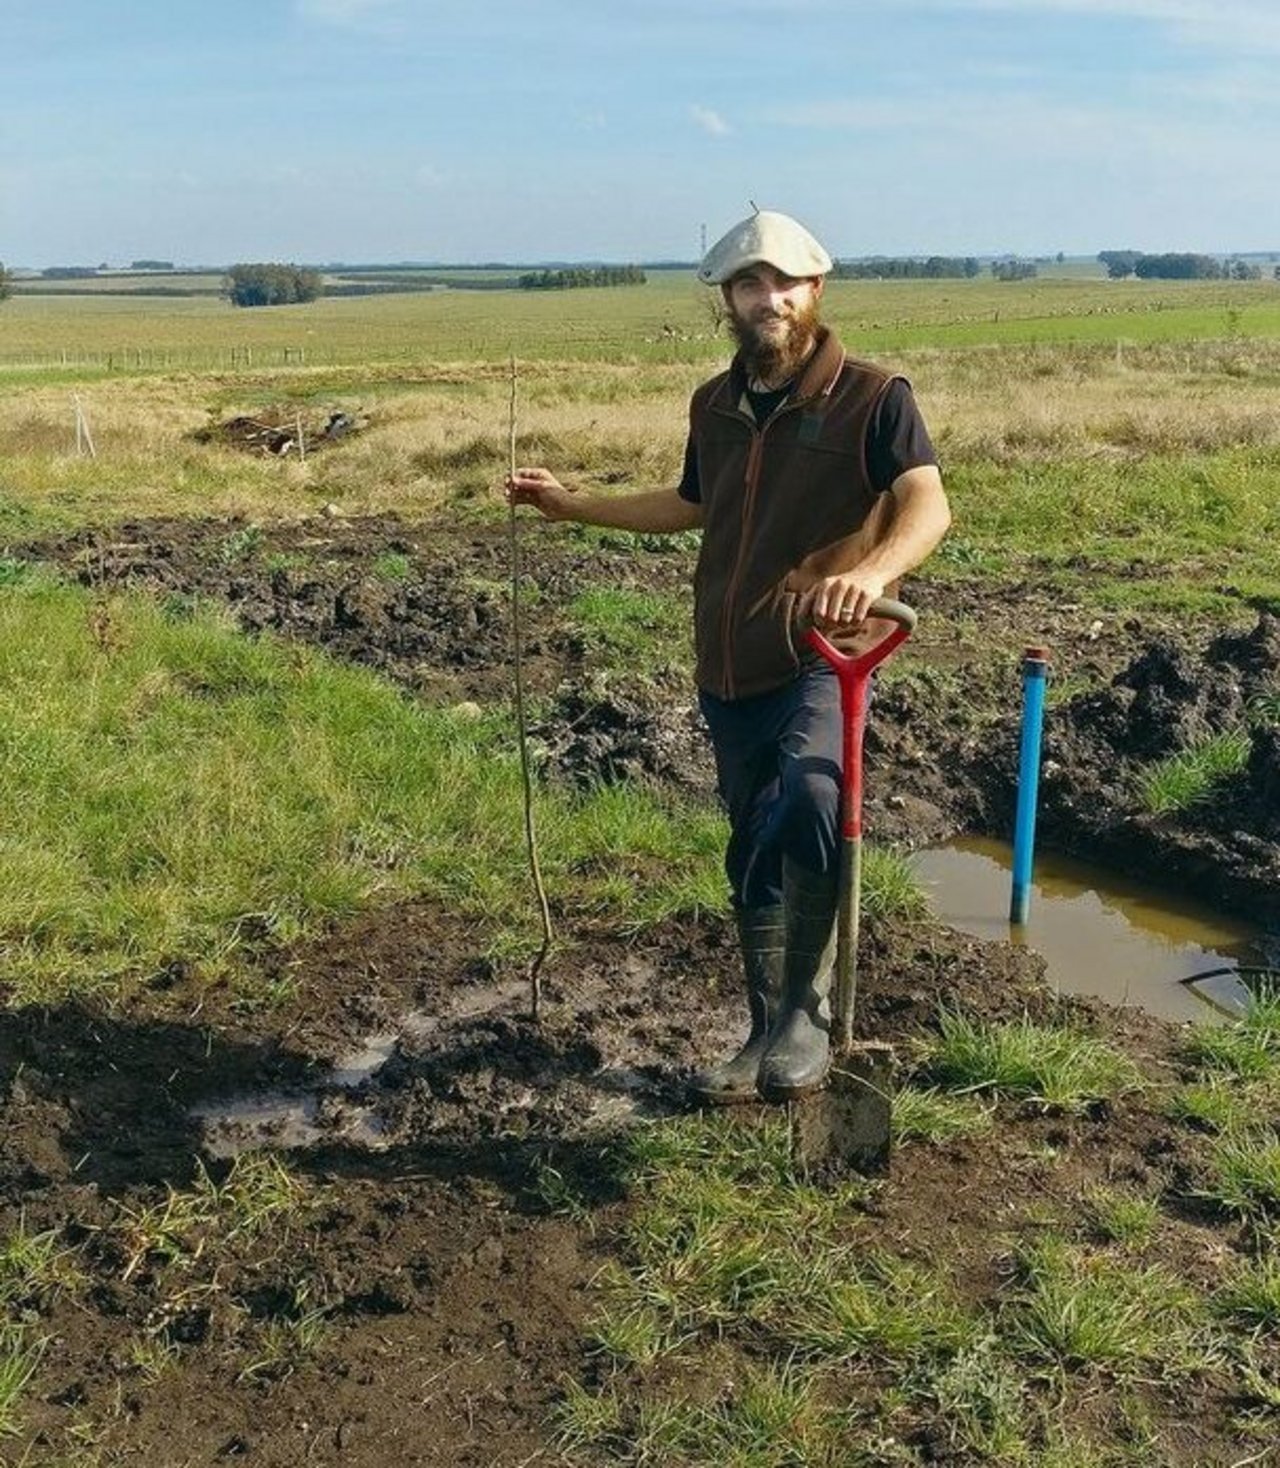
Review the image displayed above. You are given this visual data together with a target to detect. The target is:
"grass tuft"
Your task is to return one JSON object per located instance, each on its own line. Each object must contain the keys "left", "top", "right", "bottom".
{"left": 1202, "top": 1133, "right": 1280, "bottom": 1219}
{"left": 1006, "top": 1235, "right": 1207, "bottom": 1375}
{"left": 0, "top": 1324, "right": 43, "bottom": 1439}
{"left": 921, "top": 1010, "right": 1141, "bottom": 1109}
{"left": 1183, "top": 988, "right": 1280, "bottom": 1079}
{"left": 1135, "top": 729, "right": 1252, "bottom": 815}
{"left": 1079, "top": 1186, "right": 1161, "bottom": 1247}
{"left": 891, "top": 1085, "right": 995, "bottom": 1145}
{"left": 1215, "top": 1253, "right": 1280, "bottom": 1330}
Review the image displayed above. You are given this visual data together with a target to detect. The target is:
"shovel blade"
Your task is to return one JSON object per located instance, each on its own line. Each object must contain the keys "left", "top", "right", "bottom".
{"left": 792, "top": 1042, "right": 894, "bottom": 1177}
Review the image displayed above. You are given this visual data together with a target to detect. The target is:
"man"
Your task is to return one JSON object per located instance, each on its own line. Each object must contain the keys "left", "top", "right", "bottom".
{"left": 507, "top": 209, "right": 950, "bottom": 1104}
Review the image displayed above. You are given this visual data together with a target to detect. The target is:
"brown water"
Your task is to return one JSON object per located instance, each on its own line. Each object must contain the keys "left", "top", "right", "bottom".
{"left": 911, "top": 836, "right": 1268, "bottom": 1023}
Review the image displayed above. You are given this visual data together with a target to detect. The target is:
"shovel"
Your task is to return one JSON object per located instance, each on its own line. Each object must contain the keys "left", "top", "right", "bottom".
{"left": 793, "top": 596, "right": 917, "bottom": 1175}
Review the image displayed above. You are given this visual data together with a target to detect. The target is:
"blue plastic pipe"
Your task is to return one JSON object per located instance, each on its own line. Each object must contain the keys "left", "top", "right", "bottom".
{"left": 1010, "top": 646, "right": 1050, "bottom": 926}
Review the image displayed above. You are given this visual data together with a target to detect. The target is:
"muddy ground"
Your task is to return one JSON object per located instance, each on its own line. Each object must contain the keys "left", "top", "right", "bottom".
{"left": 3, "top": 512, "right": 1279, "bottom": 1465}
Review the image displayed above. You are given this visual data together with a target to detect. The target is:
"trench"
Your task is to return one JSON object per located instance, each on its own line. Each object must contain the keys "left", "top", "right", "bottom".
{"left": 912, "top": 835, "right": 1276, "bottom": 1023}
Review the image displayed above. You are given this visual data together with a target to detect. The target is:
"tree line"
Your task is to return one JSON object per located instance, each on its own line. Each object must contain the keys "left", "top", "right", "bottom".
{"left": 1098, "top": 250, "right": 1267, "bottom": 281}
{"left": 832, "top": 257, "right": 981, "bottom": 280}
{"left": 223, "top": 263, "right": 324, "bottom": 308}
{"left": 517, "top": 266, "right": 646, "bottom": 290}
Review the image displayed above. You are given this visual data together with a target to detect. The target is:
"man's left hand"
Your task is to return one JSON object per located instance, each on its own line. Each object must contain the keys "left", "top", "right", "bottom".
{"left": 794, "top": 569, "right": 888, "bottom": 628}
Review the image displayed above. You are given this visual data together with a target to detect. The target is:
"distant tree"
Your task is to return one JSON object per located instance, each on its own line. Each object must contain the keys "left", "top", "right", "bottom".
{"left": 830, "top": 256, "right": 979, "bottom": 280}
{"left": 1228, "top": 259, "right": 1262, "bottom": 281}
{"left": 131, "top": 259, "right": 174, "bottom": 271}
{"left": 42, "top": 266, "right": 99, "bottom": 279}
{"left": 0, "top": 262, "right": 11, "bottom": 302}
{"left": 224, "top": 263, "right": 324, "bottom": 307}
{"left": 517, "top": 265, "right": 645, "bottom": 290}
{"left": 1133, "top": 253, "right": 1222, "bottom": 280}
{"left": 1098, "top": 250, "right": 1142, "bottom": 279}
{"left": 991, "top": 258, "right": 1037, "bottom": 282}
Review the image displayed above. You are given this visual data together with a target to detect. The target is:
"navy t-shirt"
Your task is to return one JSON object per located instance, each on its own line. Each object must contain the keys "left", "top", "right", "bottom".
{"left": 677, "top": 377, "right": 937, "bottom": 504}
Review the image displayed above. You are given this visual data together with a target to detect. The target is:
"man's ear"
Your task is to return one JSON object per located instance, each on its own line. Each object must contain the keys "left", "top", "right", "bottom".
{"left": 812, "top": 276, "right": 826, "bottom": 299}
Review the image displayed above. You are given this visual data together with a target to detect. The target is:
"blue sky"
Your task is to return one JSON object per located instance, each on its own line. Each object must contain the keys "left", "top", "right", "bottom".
{"left": 2, "top": 0, "right": 1278, "bottom": 267}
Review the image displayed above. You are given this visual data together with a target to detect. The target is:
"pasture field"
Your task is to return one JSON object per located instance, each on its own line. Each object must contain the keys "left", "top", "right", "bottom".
{"left": 0, "top": 278, "right": 1278, "bottom": 1465}
{"left": 3, "top": 271, "right": 1280, "bottom": 372}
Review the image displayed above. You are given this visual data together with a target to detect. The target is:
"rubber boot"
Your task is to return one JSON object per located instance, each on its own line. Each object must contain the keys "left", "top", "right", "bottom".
{"left": 689, "top": 906, "right": 785, "bottom": 1105}
{"left": 758, "top": 859, "right": 837, "bottom": 1101}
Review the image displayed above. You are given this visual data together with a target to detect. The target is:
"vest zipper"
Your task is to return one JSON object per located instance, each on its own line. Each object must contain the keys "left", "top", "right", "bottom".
{"left": 720, "top": 391, "right": 809, "bottom": 699}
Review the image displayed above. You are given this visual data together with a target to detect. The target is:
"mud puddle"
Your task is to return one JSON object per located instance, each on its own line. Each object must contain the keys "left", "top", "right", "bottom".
{"left": 193, "top": 976, "right": 668, "bottom": 1158}
{"left": 912, "top": 835, "right": 1272, "bottom": 1023}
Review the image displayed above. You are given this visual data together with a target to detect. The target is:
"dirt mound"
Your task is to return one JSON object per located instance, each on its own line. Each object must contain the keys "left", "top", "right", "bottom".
{"left": 197, "top": 407, "right": 365, "bottom": 456}
{"left": 973, "top": 613, "right": 1280, "bottom": 923}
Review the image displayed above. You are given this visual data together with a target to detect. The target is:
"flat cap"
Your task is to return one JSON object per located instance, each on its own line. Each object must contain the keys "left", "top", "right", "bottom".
{"left": 698, "top": 209, "right": 833, "bottom": 285}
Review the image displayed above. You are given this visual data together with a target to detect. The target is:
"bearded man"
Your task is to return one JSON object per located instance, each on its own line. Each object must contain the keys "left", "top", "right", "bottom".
{"left": 506, "top": 209, "right": 950, "bottom": 1103}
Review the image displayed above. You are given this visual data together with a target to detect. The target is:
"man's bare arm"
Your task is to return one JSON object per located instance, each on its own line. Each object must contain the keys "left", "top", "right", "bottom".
{"left": 794, "top": 464, "right": 951, "bottom": 625}
{"left": 506, "top": 467, "right": 704, "bottom": 533}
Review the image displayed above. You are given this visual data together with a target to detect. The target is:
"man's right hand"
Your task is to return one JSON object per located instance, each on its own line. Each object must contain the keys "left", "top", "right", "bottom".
{"left": 505, "top": 466, "right": 579, "bottom": 521}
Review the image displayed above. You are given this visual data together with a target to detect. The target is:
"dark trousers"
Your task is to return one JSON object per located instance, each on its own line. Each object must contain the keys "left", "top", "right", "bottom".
{"left": 699, "top": 668, "right": 847, "bottom": 911}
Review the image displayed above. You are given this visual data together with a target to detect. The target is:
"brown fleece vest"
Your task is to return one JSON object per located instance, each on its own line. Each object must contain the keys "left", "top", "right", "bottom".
{"left": 689, "top": 329, "right": 902, "bottom": 700}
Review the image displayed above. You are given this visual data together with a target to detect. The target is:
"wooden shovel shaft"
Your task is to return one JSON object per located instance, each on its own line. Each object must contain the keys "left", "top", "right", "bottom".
{"left": 836, "top": 832, "right": 861, "bottom": 1053}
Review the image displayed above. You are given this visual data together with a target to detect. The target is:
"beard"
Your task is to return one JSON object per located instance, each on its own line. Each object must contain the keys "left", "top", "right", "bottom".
{"left": 727, "top": 295, "right": 823, "bottom": 386}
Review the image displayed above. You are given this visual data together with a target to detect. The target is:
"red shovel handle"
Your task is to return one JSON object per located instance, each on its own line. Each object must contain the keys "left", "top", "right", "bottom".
{"left": 803, "top": 598, "right": 917, "bottom": 839}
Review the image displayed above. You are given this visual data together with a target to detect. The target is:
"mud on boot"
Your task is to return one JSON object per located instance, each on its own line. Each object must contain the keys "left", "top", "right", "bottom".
{"left": 758, "top": 859, "right": 836, "bottom": 1102}
{"left": 689, "top": 905, "right": 785, "bottom": 1105}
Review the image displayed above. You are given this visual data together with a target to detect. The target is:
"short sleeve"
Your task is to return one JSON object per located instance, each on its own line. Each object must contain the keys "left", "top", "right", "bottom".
{"left": 677, "top": 435, "right": 701, "bottom": 504}
{"left": 866, "top": 379, "right": 938, "bottom": 494}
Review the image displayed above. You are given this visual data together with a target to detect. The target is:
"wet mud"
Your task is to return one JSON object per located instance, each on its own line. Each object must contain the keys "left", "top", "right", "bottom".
{"left": 5, "top": 513, "right": 1280, "bottom": 1464}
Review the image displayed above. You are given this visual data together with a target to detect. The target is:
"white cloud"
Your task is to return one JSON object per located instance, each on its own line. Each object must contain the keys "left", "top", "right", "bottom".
{"left": 415, "top": 163, "right": 447, "bottom": 188}
{"left": 691, "top": 105, "right": 731, "bottom": 137}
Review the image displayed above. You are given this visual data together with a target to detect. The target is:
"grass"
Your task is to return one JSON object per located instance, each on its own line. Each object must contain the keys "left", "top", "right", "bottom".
{"left": 918, "top": 1010, "right": 1142, "bottom": 1109}
{"left": 891, "top": 1085, "right": 994, "bottom": 1145}
{"left": 1078, "top": 1186, "right": 1161, "bottom": 1247}
{"left": 0, "top": 573, "right": 737, "bottom": 1002}
{"left": 1202, "top": 1133, "right": 1280, "bottom": 1219}
{"left": 1004, "top": 1235, "right": 1208, "bottom": 1376}
{"left": 1182, "top": 987, "right": 1280, "bottom": 1079}
{"left": 110, "top": 1154, "right": 311, "bottom": 1282}
{"left": 1215, "top": 1253, "right": 1280, "bottom": 1331}
{"left": 0, "top": 1326, "right": 43, "bottom": 1439}
{"left": 1135, "top": 728, "right": 1253, "bottom": 816}
{"left": 557, "top": 1107, "right": 1249, "bottom": 1466}
{"left": 0, "top": 562, "right": 938, "bottom": 996}
{"left": 565, "top": 585, "right": 689, "bottom": 673}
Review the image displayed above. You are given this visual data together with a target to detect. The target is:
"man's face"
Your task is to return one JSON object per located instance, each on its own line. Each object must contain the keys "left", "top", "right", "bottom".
{"left": 724, "top": 264, "right": 824, "bottom": 381}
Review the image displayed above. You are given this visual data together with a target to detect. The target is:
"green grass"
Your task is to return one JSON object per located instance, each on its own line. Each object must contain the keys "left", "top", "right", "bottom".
{"left": 558, "top": 1108, "right": 1243, "bottom": 1466}
{"left": 111, "top": 1154, "right": 309, "bottom": 1281}
{"left": 1135, "top": 728, "right": 1253, "bottom": 816}
{"left": 1202, "top": 1133, "right": 1280, "bottom": 1219}
{"left": 1168, "top": 1074, "right": 1274, "bottom": 1134}
{"left": 919, "top": 1011, "right": 1142, "bottom": 1109}
{"left": 891, "top": 1085, "right": 994, "bottom": 1145}
{"left": 0, "top": 1325, "right": 43, "bottom": 1439}
{"left": 1215, "top": 1253, "right": 1280, "bottom": 1331}
{"left": 3, "top": 275, "right": 1279, "bottom": 377}
{"left": 1005, "top": 1235, "right": 1208, "bottom": 1375}
{"left": 1078, "top": 1186, "right": 1161, "bottom": 1247}
{"left": 0, "top": 575, "right": 734, "bottom": 1002}
{"left": 1183, "top": 988, "right": 1280, "bottom": 1079}
{"left": 565, "top": 585, "right": 689, "bottom": 672}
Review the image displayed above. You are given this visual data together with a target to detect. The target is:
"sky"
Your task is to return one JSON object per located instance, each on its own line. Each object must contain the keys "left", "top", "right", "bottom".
{"left": 2, "top": 0, "right": 1278, "bottom": 268}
